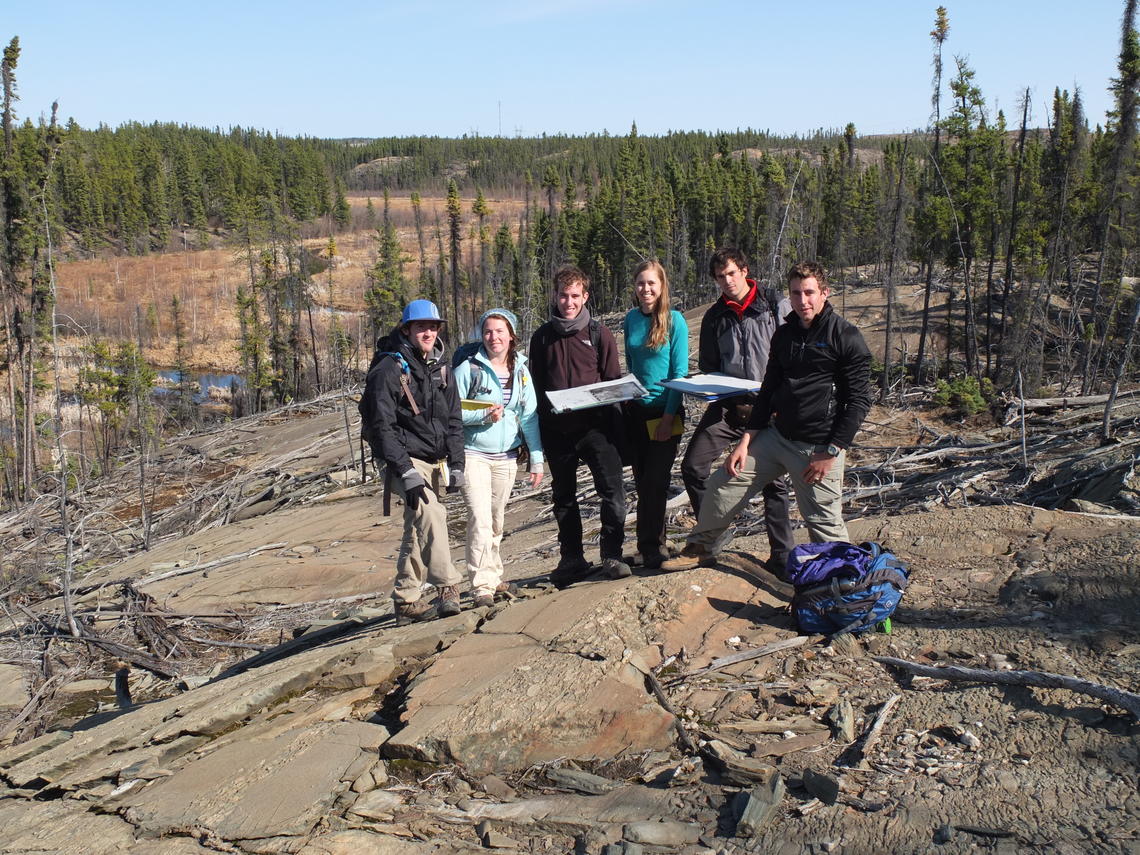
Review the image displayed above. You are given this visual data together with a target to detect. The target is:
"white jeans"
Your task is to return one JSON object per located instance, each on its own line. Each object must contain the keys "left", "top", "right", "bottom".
{"left": 461, "top": 455, "right": 518, "bottom": 597}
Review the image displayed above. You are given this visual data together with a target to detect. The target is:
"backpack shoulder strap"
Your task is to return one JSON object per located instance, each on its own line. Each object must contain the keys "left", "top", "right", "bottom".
{"left": 463, "top": 354, "right": 488, "bottom": 395}
{"left": 765, "top": 287, "right": 781, "bottom": 319}
{"left": 588, "top": 318, "right": 604, "bottom": 373}
{"left": 377, "top": 351, "right": 420, "bottom": 416}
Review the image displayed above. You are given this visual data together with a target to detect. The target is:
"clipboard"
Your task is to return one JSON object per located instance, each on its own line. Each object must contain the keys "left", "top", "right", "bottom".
{"left": 661, "top": 373, "right": 762, "bottom": 401}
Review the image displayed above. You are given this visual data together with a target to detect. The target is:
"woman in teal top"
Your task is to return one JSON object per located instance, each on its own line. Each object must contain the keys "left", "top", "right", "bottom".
{"left": 623, "top": 260, "right": 689, "bottom": 570}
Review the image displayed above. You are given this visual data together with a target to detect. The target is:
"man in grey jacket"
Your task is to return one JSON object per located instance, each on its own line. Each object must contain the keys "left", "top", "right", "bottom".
{"left": 675, "top": 248, "right": 794, "bottom": 572}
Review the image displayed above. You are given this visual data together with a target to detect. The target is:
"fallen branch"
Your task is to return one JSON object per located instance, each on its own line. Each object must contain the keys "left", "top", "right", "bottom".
{"left": 644, "top": 671, "right": 699, "bottom": 755}
{"left": 854, "top": 694, "right": 901, "bottom": 770}
{"left": 182, "top": 634, "right": 270, "bottom": 652}
{"left": 1010, "top": 390, "right": 1137, "bottom": 412}
{"left": 669, "top": 636, "right": 814, "bottom": 684}
{"left": 0, "top": 674, "right": 66, "bottom": 742}
{"left": 51, "top": 633, "right": 181, "bottom": 680}
{"left": 875, "top": 657, "right": 1140, "bottom": 721}
{"left": 134, "top": 542, "right": 288, "bottom": 588}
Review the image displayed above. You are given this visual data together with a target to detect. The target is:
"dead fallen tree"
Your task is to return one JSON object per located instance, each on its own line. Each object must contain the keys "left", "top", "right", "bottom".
{"left": 875, "top": 656, "right": 1140, "bottom": 721}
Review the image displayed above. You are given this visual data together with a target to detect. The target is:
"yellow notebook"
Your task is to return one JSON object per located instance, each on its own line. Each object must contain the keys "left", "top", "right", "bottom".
{"left": 461, "top": 399, "right": 493, "bottom": 411}
{"left": 646, "top": 416, "right": 684, "bottom": 439}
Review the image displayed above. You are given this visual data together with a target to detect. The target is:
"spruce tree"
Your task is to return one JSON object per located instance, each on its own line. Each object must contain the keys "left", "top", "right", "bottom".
{"left": 446, "top": 180, "right": 463, "bottom": 331}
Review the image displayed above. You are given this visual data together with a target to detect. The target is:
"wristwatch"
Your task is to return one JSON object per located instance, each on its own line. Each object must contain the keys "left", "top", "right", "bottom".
{"left": 826, "top": 443, "right": 841, "bottom": 457}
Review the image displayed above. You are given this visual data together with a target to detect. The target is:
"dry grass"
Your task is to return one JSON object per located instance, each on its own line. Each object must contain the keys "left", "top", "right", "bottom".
{"left": 52, "top": 193, "right": 530, "bottom": 373}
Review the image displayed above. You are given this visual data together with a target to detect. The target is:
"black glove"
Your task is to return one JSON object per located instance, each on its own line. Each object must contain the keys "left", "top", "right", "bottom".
{"left": 447, "top": 469, "right": 465, "bottom": 494}
{"left": 400, "top": 468, "right": 428, "bottom": 509}
{"left": 405, "top": 483, "right": 428, "bottom": 510}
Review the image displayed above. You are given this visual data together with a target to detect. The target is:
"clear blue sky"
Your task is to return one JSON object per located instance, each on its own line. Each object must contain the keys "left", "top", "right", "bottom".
{"left": 5, "top": 1, "right": 1127, "bottom": 139}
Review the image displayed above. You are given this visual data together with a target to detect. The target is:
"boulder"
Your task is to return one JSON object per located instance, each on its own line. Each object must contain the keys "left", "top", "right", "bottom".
{"left": 123, "top": 720, "right": 384, "bottom": 839}
{"left": 387, "top": 569, "right": 775, "bottom": 773}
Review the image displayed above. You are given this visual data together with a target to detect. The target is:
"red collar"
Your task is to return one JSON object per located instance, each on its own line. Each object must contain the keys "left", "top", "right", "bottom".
{"left": 723, "top": 280, "right": 758, "bottom": 318}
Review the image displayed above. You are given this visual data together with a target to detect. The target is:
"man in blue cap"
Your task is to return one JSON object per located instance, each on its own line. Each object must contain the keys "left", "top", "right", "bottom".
{"left": 360, "top": 299, "right": 466, "bottom": 624}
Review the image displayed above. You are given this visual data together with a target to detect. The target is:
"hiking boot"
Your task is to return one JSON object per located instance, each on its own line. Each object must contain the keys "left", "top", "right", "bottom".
{"left": 660, "top": 543, "right": 713, "bottom": 572}
{"left": 550, "top": 557, "right": 593, "bottom": 590}
{"left": 494, "top": 581, "right": 519, "bottom": 601}
{"left": 601, "top": 558, "right": 632, "bottom": 579}
{"left": 765, "top": 553, "right": 790, "bottom": 579}
{"left": 394, "top": 598, "right": 437, "bottom": 626}
{"left": 641, "top": 552, "right": 667, "bottom": 571}
{"left": 473, "top": 593, "right": 495, "bottom": 609}
{"left": 437, "top": 585, "right": 461, "bottom": 617}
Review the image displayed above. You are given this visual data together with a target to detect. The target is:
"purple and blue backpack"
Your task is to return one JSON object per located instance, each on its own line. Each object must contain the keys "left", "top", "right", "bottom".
{"left": 785, "top": 541, "right": 909, "bottom": 636}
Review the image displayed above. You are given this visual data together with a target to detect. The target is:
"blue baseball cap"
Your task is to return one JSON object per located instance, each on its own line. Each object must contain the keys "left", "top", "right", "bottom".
{"left": 401, "top": 300, "right": 444, "bottom": 325}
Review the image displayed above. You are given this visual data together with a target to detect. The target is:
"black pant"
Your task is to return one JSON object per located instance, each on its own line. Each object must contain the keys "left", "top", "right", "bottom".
{"left": 542, "top": 422, "right": 626, "bottom": 563}
{"left": 680, "top": 401, "right": 795, "bottom": 559}
{"left": 625, "top": 405, "right": 683, "bottom": 560}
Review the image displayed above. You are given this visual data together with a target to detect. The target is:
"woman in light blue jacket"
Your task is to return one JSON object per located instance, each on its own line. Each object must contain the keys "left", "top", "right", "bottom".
{"left": 453, "top": 309, "right": 544, "bottom": 607}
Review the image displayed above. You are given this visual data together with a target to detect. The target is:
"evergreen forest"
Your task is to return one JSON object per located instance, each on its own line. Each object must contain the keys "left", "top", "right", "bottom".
{"left": 1, "top": 3, "right": 1139, "bottom": 508}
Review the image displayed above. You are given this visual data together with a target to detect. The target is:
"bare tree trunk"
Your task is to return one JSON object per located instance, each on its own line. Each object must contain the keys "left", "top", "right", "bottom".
{"left": 1, "top": 293, "right": 21, "bottom": 504}
{"left": 881, "top": 138, "right": 909, "bottom": 400}
{"left": 135, "top": 306, "right": 151, "bottom": 550}
{"left": 996, "top": 91, "right": 1031, "bottom": 379}
{"left": 1101, "top": 292, "right": 1140, "bottom": 439}
{"left": 42, "top": 137, "right": 80, "bottom": 635}
{"left": 983, "top": 225, "right": 998, "bottom": 377}
{"left": 915, "top": 262, "right": 936, "bottom": 380}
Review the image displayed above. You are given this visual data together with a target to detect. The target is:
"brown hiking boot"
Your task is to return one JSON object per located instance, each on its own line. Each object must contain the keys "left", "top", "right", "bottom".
{"left": 437, "top": 585, "right": 461, "bottom": 617}
{"left": 659, "top": 543, "right": 713, "bottom": 572}
{"left": 473, "top": 593, "right": 494, "bottom": 608}
{"left": 494, "top": 581, "right": 519, "bottom": 600}
{"left": 394, "top": 598, "right": 437, "bottom": 626}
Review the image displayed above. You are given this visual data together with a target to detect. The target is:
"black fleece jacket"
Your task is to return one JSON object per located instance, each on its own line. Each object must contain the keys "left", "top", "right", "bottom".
{"left": 747, "top": 302, "right": 872, "bottom": 449}
{"left": 361, "top": 329, "right": 464, "bottom": 473}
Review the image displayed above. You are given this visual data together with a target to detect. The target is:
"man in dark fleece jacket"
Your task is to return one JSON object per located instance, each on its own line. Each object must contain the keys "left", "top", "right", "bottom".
{"left": 665, "top": 261, "right": 872, "bottom": 570}
{"left": 529, "top": 265, "right": 631, "bottom": 587}
{"left": 361, "top": 299, "right": 465, "bottom": 624}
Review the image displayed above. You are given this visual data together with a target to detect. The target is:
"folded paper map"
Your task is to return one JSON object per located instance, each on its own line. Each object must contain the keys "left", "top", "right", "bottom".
{"left": 545, "top": 374, "right": 649, "bottom": 414}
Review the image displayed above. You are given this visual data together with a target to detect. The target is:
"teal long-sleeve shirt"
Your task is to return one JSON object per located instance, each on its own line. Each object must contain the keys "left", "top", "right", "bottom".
{"left": 623, "top": 308, "right": 688, "bottom": 414}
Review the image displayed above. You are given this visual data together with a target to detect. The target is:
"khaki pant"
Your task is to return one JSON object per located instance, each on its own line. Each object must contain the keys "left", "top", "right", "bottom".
{"left": 688, "top": 426, "right": 849, "bottom": 553}
{"left": 389, "top": 457, "right": 462, "bottom": 605}
{"left": 460, "top": 454, "right": 518, "bottom": 598}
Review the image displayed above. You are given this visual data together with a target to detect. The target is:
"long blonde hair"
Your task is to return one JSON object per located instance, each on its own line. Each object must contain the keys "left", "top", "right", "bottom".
{"left": 634, "top": 260, "right": 672, "bottom": 350}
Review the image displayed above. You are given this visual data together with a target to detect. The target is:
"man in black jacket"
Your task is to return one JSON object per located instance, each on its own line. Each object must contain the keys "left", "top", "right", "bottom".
{"left": 361, "top": 300, "right": 465, "bottom": 624}
{"left": 664, "top": 261, "right": 872, "bottom": 570}
{"left": 679, "top": 248, "right": 794, "bottom": 571}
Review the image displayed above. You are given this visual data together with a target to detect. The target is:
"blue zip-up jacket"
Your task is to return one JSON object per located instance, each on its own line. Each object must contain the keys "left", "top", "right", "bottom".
{"left": 453, "top": 348, "right": 545, "bottom": 470}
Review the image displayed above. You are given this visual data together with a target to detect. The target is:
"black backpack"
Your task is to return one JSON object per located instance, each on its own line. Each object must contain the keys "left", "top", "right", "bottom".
{"left": 451, "top": 340, "right": 493, "bottom": 397}
{"left": 358, "top": 334, "right": 450, "bottom": 488}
